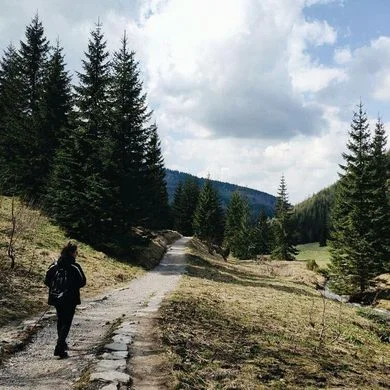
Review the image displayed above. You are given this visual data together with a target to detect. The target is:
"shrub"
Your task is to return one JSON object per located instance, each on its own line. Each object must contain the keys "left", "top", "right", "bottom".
{"left": 306, "top": 259, "right": 319, "bottom": 272}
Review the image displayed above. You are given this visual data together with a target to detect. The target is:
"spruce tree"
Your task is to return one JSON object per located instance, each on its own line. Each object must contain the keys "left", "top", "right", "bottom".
{"left": 271, "top": 175, "right": 298, "bottom": 260}
{"left": 172, "top": 181, "right": 185, "bottom": 232}
{"left": 109, "top": 32, "right": 151, "bottom": 227}
{"left": 19, "top": 14, "right": 49, "bottom": 116}
{"left": 329, "top": 103, "right": 374, "bottom": 293}
{"left": 74, "top": 21, "right": 113, "bottom": 243}
{"left": 38, "top": 41, "right": 72, "bottom": 199}
{"left": 0, "top": 44, "right": 24, "bottom": 193}
{"left": 224, "top": 192, "right": 251, "bottom": 258}
{"left": 19, "top": 15, "right": 50, "bottom": 198}
{"left": 367, "top": 118, "right": 390, "bottom": 274}
{"left": 2, "top": 15, "right": 50, "bottom": 198}
{"left": 49, "top": 22, "right": 113, "bottom": 245}
{"left": 48, "top": 125, "right": 114, "bottom": 243}
{"left": 46, "top": 129, "right": 90, "bottom": 238}
{"left": 180, "top": 177, "right": 200, "bottom": 235}
{"left": 193, "top": 178, "right": 224, "bottom": 246}
{"left": 74, "top": 20, "right": 111, "bottom": 137}
{"left": 143, "top": 123, "right": 169, "bottom": 229}
{"left": 253, "top": 209, "right": 271, "bottom": 255}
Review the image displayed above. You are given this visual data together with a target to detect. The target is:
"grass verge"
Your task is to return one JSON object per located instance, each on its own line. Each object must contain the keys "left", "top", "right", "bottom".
{"left": 159, "top": 238, "right": 390, "bottom": 389}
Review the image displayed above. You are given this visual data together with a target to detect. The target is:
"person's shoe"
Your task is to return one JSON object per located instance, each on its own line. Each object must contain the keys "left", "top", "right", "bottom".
{"left": 54, "top": 345, "right": 61, "bottom": 356}
{"left": 64, "top": 342, "right": 69, "bottom": 351}
{"left": 58, "top": 350, "right": 68, "bottom": 359}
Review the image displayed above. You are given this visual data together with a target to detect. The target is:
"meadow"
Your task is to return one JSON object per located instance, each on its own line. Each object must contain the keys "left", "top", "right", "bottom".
{"left": 296, "top": 242, "right": 331, "bottom": 269}
{"left": 159, "top": 239, "right": 390, "bottom": 389}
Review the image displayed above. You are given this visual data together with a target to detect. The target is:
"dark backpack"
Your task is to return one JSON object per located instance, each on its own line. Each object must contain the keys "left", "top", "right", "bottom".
{"left": 49, "top": 265, "right": 71, "bottom": 304}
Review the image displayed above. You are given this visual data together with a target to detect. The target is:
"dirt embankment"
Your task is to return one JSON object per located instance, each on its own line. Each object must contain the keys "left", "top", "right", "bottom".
{"left": 131, "top": 228, "right": 182, "bottom": 269}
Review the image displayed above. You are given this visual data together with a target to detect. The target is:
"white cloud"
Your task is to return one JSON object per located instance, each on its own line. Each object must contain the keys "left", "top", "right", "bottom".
{"left": 373, "top": 73, "right": 390, "bottom": 101}
{"left": 319, "top": 36, "right": 390, "bottom": 112}
{"left": 334, "top": 47, "right": 352, "bottom": 64}
{"left": 288, "top": 19, "right": 347, "bottom": 93}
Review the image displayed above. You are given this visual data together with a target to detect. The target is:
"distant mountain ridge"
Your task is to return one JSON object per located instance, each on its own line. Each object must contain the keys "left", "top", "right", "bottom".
{"left": 165, "top": 168, "right": 277, "bottom": 218}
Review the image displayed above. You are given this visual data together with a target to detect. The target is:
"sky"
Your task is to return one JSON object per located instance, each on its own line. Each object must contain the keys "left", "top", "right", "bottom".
{"left": 1, "top": 0, "right": 390, "bottom": 203}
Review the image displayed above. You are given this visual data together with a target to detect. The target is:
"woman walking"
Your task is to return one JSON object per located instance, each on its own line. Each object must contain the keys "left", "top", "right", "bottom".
{"left": 44, "top": 242, "right": 86, "bottom": 358}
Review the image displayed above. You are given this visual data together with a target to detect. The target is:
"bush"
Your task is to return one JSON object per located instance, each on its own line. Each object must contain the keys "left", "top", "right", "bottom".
{"left": 318, "top": 267, "right": 330, "bottom": 278}
{"left": 306, "top": 259, "right": 319, "bottom": 272}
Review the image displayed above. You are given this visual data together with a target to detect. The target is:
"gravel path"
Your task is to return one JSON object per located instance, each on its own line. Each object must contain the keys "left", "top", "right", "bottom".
{"left": 0, "top": 237, "right": 189, "bottom": 390}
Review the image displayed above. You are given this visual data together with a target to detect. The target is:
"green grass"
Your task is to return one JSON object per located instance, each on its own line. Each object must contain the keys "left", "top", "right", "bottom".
{"left": 159, "top": 239, "right": 390, "bottom": 389}
{"left": 296, "top": 242, "right": 331, "bottom": 269}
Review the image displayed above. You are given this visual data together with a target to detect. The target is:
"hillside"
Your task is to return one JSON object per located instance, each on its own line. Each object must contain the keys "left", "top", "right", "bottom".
{"left": 165, "top": 169, "right": 277, "bottom": 218}
{"left": 0, "top": 196, "right": 176, "bottom": 327}
{"left": 292, "top": 184, "right": 336, "bottom": 244}
{"left": 293, "top": 152, "right": 390, "bottom": 245}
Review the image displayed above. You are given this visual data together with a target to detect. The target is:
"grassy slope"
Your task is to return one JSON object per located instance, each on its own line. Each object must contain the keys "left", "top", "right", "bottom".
{"left": 159, "top": 239, "right": 390, "bottom": 389}
{"left": 0, "top": 196, "right": 143, "bottom": 327}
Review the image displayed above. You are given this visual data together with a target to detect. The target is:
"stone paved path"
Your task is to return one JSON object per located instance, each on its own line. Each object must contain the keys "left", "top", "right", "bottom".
{"left": 0, "top": 237, "right": 189, "bottom": 390}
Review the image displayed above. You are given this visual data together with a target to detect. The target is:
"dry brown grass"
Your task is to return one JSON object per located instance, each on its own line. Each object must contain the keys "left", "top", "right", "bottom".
{"left": 0, "top": 196, "right": 143, "bottom": 327}
{"left": 159, "top": 238, "right": 390, "bottom": 389}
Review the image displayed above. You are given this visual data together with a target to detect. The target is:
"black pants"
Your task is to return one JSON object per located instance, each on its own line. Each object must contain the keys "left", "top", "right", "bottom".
{"left": 55, "top": 303, "right": 76, "bottom": 348}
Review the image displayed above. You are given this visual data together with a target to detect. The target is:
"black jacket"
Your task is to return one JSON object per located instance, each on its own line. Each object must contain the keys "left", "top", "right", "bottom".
{"left": 44, "top": 255, "right": 86, "bottom": 306}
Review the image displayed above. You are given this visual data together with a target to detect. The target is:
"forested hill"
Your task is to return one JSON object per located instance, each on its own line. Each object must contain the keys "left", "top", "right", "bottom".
{"left": 165, "top": 169, "right": 277, "bottom": 217}
{"left": 292, "top": 184, "right": 336, "bottom": 245}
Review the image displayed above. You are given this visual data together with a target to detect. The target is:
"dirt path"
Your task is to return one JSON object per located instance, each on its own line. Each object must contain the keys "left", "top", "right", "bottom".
{"left": 0, "top": 237, "right": 189, "bottom": 390}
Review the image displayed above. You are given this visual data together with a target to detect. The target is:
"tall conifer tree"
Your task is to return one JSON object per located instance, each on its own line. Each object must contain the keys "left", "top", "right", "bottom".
{"left": 49, "top": 22, "right": 113, "bottom": 244}
{"left": 224, "top": 192, "right": 252, "bottom": 258}
{"left": 0, "top": 45, "right": 24, "bottom": 193}
{"left": 19, "top": 14, "right": 49, "bottom": 116}
{"left": 38, "top": 41, "right": 72, "bottom": 199}
{"left": 179, "top": 178, "right": 200, "bottom": 235}
{"left": 6, "top": 15, "right": 50, "bottom": 198}
{"left": 193, "top": 178, "right": 224, "bottom": 246}
{"left": 20, "top": 15, "right": 49, "bottom": 198}
{"left": 109, "top": 32, "right": 151, "bottom": 227}
{"left": 329, "top": 103, "right": 374, "bottom": 293}
{"left": 143, "top": 123, "right": 169, "bottom": 228}
{"left": 253, "top": 209, "right": 271, "bottom": 255}
{"left": 173, "top": 181, "right": 185, "bottom": 232}
{"left": 271, "top": 175, "right": 297, "bottom": 260}
{"left": 74, "top": 20, "right": 111, "bottom": 137}
{"left": 367, "top": 118, "right": 390, "bottom": 274}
